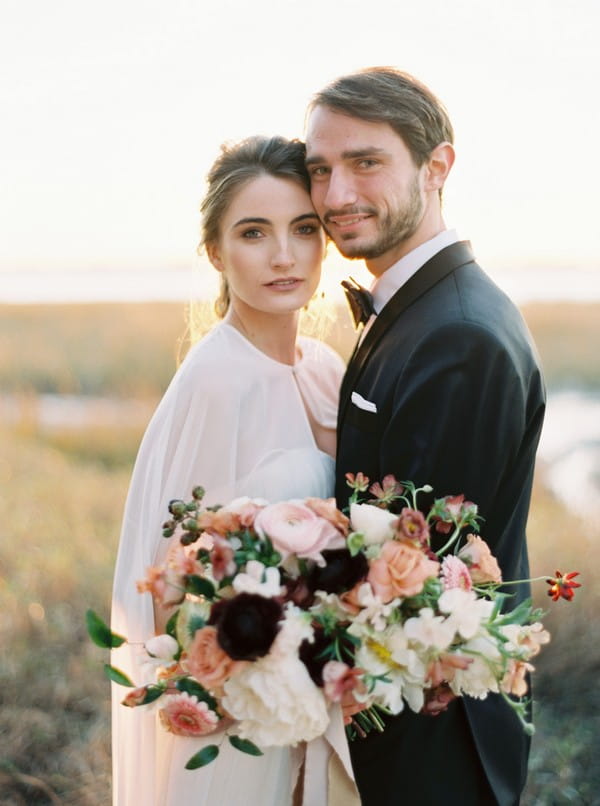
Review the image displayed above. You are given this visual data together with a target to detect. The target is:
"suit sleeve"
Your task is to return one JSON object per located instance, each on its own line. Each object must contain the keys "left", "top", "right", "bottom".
{"left": 381, "top": 320, "right": 527, "bottom": 524}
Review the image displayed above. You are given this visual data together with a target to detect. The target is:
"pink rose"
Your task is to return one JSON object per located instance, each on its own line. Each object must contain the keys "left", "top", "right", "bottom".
{"left": 254, "top": 501, "right": 344, "bottom": 563}
{"left": 158, "top": 692, "right": 219, "bottom": 737}
{"left": 457, "top": 534, "right": 503, "bottom": 584}
{"left": 186, "top": 626, "right": 245, "bottom": 690}
{"left": 368, "top": 540, "right": 440, "bottom": 603}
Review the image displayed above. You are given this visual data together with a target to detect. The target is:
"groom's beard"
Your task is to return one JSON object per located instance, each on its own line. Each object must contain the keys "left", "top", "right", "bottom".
{"left": 325, "top": 175, "right": 424, "bottom": 261}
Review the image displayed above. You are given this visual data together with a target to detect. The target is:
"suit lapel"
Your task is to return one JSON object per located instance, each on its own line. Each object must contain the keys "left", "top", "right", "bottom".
{"left": 339, "top": 241, "right": 476, "bottom": 424}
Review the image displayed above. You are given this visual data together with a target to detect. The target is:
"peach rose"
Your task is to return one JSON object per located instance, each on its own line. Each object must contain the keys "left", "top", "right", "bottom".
{"left": 186, "top": 626, "right": 245, "bottom": 690}
{"left": 368, "top": 540, "right": 440, "bottom": 603}
{"left": 457, "top": 534, "right": 502, "bottom": 584}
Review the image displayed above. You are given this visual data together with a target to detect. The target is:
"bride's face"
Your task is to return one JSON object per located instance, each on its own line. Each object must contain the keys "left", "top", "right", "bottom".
{"left": 208, "top": 174, "right": 325, "bottom": 316}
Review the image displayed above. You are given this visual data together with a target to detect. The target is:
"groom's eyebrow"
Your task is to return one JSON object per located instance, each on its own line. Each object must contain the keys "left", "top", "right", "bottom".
{"left": 306, "top": 146, "right": 387, "bottom": 166}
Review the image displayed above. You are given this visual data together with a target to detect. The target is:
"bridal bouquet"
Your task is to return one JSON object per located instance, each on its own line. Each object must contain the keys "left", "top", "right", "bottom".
{"left": 88, "top": 475, "right": 580, "bottom": 769}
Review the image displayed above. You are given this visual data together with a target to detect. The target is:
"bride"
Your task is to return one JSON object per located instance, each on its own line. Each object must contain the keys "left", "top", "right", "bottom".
{"left": 110, "top": 135, "right": 358, "bottom": 805}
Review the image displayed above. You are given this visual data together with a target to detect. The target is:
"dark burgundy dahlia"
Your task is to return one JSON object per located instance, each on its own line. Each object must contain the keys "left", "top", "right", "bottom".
{"left": 209, "top": 593, "right": 283, "bottom": 661}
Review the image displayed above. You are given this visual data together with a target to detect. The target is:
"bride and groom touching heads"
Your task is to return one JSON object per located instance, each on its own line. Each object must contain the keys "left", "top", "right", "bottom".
{"left": 112, "top": 67, "right": 545, "bottom": 806}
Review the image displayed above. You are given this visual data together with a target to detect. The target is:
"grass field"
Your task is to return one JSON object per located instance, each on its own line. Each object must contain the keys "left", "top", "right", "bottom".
{"left": 1, "top": 300, "right": 598, "bottom": 804}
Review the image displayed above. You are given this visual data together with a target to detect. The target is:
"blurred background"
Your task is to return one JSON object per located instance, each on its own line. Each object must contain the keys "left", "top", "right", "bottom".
{"left": 1, "top": 0, "right": 598, "bottom": 803}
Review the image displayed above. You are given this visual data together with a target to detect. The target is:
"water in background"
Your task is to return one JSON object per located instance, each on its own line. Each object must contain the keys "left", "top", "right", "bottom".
{"left": 2, "top": 264, "right": 599, "bottom": 304}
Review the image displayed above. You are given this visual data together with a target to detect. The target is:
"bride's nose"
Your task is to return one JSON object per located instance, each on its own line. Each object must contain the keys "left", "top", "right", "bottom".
{"left": 271, "top": 238, "right": 295, "bottom": 269}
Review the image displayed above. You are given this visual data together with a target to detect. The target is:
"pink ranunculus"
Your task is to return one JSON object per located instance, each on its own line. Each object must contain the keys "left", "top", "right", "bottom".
{"left": 185, "top": 625, "right": 245, "bottom": 690}
{"left": 368, "top": 540, "right": 440, "bottom": 603}
{"left": 457, "top": 534, "right": 503, "bottom": 584}
{"left": 158, "top": 691, "right": 220, "bottom": 737}
{"left": 254, "top": 501, "right": 344, "bottom": 564}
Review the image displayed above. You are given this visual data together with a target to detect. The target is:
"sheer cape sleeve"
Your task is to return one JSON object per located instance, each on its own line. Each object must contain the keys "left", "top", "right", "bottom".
{"left": 110, "top": 324, "right": 351, "bottom": 805}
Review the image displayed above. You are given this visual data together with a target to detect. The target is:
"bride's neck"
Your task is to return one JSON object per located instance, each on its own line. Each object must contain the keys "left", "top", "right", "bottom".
{"left": 224, "top": 305, "right": 300, "bottom": 365}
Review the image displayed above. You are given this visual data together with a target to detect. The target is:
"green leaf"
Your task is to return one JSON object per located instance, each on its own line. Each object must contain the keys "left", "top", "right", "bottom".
{"left": 184, "top": 575, "right": 216, "bottom": 599}
{"left": 175, "top": 678, "right": 219, "bottom": 711}
{"left": 103, "top": 663, "right": 134, "bottom": 687}
{"left": 185, "top": 745, "right": 219, "bottom": 769}
{"left": 228, "top": 735, "right": 264, "bottom": 756}
{"left": 86, "top": 609, "right": 126, "bottom": 648}
{"left": 347, "top": 531, "right": 365, "bottom": 557}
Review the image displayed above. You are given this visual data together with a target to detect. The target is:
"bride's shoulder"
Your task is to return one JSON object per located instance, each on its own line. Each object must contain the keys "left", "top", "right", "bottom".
{"left": 298, "top": 336, "right": 346, "bottom": 375}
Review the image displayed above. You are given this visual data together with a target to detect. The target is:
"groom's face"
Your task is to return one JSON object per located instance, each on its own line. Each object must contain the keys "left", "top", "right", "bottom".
{"left": 305, "top": 106, "right": 427, "bottom": 275}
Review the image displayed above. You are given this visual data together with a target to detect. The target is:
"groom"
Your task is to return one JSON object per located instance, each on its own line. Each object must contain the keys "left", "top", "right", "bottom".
{"left": 305, "top": 68, "right": 546, "bottom": 805}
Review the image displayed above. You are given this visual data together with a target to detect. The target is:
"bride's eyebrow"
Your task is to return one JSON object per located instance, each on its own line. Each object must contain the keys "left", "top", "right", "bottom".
{"left": 291, "top": 213, "right": 320, "bottom": 224}
{"left": 232, "top": 217, "right": 270, "bottom": 227}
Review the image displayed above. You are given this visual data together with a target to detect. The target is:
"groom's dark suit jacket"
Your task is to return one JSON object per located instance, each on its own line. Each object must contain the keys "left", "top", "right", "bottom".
{"left": 336, "top": 242, "right": 545, "bottom": 806}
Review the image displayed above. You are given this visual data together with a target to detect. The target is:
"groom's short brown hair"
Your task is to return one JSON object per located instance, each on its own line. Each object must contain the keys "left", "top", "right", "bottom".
{"left": 308, "top": 67, "right": 454, "bottom": 167}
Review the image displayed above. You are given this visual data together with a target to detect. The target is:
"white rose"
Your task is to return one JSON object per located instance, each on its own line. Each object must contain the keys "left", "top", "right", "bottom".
{"left": 350, "top": 503, "right": 398, "bottom": 546}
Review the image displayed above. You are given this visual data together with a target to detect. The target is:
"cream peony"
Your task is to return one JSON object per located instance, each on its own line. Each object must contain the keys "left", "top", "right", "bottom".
{"left": 349, "top": 502, "right": 398, "bottom": 546}
{"left": 145, "top": 634, "right": 179, "bottom": 661}
{"left": 222, "top": 654, "right": 329, "bottom": 746}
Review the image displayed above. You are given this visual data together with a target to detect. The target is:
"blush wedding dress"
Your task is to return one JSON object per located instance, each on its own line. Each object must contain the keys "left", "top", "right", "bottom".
{"left": 111, "top": 323, "right": 359, "bottom": 806}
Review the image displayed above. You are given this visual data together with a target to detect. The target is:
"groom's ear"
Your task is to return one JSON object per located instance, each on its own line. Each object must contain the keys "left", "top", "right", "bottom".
{"left": 423, "top": 142, "right": 455, "bottom": 192}
{"left": 206, "top": 242, "right": 225, "bottom": 272}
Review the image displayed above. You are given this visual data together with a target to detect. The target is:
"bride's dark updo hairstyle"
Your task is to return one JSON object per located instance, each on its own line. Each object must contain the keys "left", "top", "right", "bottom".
{"left": 199, "top": 135, "right": 310, "bottom": 318}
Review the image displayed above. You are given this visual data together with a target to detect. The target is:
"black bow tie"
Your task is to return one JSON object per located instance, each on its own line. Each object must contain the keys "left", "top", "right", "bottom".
{"left": 342, "top": 279, "right": 375, "bottom": 328}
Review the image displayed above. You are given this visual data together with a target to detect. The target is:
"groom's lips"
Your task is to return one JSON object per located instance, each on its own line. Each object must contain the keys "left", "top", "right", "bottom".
{"left": 326, "top": 213, "right": 373, "bottom": 232}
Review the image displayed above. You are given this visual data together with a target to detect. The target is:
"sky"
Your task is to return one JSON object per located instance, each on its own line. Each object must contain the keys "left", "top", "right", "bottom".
{"left": 1, "top": 0, "right": 599, "bottom": 300}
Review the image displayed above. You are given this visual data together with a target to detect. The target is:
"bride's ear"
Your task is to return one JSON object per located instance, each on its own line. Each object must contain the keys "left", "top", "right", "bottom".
{"left": 206, "top": 242, "right": 225, "bottom": 272}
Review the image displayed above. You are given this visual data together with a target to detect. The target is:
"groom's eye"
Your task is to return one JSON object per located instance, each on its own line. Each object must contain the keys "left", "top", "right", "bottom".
{"left": 310, "top": 165, "right": 330, "bottom": 178}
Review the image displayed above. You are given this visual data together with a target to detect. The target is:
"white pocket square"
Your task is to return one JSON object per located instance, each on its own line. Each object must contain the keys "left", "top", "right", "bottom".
{"left": 351, "top": 391, "right": 378, "bottom": 413}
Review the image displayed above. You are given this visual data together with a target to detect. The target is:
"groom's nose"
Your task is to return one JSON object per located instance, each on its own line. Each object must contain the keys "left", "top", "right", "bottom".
{"left": 323, "top": 168, "right": 358, "bottom": 209}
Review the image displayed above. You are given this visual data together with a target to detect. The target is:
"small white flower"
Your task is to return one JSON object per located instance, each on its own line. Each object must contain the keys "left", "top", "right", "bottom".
{"left": 351, "top": 582, "right": 400, "bottom": 631}
{"left": 144, "top": 634, "right": 179, "bottom": 660}
{"left": 449, "top": 634, "right": 503, "bottom": 698}
{"left": 350, "top": 503, "right": 398, "bottom": 546}
{"left": 232, "top": 560, "right": 283, "bottom": 598}
{"left": 404, "top": 607, "right": 456, "bottom": 650}
{"left": 438, "top": 588, "right": 494, "bottom": 639}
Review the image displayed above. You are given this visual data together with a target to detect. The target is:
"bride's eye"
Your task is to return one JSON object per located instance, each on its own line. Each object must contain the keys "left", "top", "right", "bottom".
{"left": 296, "top": 224, "right": 319, "bottom": 235}
{"left": 241, "top": 228, "right": 263, "bottom": 239}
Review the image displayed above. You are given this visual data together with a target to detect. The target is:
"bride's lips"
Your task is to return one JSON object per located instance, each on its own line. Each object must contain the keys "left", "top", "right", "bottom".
{"left": 264, "top": 277, "right": 303, "bottom": 290}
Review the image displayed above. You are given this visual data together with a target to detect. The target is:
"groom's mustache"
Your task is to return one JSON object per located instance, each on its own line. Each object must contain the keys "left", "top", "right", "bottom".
{"left": 323, "top": 206, "right": 378, "bottom": 225}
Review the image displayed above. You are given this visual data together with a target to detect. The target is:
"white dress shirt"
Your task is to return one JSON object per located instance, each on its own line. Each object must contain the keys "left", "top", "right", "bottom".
{"left": 370, "top": 229, "right": 460, "bottom": 314}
